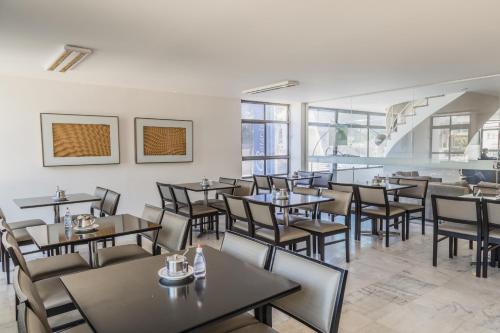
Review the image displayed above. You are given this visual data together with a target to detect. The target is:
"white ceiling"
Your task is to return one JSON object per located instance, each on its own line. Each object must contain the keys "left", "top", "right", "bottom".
{"left": 2, "top": 0, "right": 500, "bottom": 103}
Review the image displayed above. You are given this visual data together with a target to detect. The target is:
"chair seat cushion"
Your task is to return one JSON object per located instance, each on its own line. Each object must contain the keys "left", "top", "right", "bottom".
{"left": 231, "top": 221, "right": 249, "bottom": 233}
{"left": 489, "top": 228, "right": 500, "bottom": 239}
{"left": 140, "top": 230, "right": 156, "bottom": 241}
{"left": 35, "top": 276, "right": 73, "bottom": 310}
{"left": 47, "top": 309, "right": 85, "bottom": 331}
{"left": 209, "top": 200, "right": 227, "bottom": 211}
{"left": 255, "top": 226, "right": 310, "bottom": 243}
{"left": 97, "top": 244, "right": 150, "bottom": 267}
{"left": 439, "top": 222, "right": 478, "bottom": 236}
{"left": 7, "top": 219, "right": 46, "bottom": 230}
{"left": 391, "top": 202, "right": 424, "bottom": 212}
{"left": 179, "top": 205, "right": 218, "bottom": 217}
{"left": 27, "top": 253, "right": 90, "bottom": 282}
{"left": 292, "top": 220, "right": 348, "bottom": 234}
{"left": 230, "top": 323, "right": 278, "bottom": 333}
{"left": 197, "top": 313, "right": 259, "bottom": 333}
{"left": 12, "top": 228, "right": 33, "bottom": 243}
{"left": 361, "top": 206, "right": 405, "bottom": 217}
{"left": 275, "top": 213, "right": 309, "bottom": 225}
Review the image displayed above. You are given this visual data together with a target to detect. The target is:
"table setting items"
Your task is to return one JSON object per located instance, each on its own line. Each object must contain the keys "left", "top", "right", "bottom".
{"left": 201, "top": 177, "right": 210, "bottom": 188}
{"left": 53, "top": 185, "right": 67, "bottom": 201}
{"left": 64, "top": 208, "right": 99, "bottom": 233}
{"left": 158, "top": 245, "right": 206, "bottom": 286}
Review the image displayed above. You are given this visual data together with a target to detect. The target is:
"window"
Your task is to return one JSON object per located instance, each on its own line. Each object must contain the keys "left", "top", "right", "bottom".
{"left": 480, "top": 119, "right": 500, "bottom": 159}
{"left": 431, "top": 114, "right": 470, "bottom": 160}
{"left": 241, "top": 101, "right": 289, "bottom": 177}
{"left": 307, "top": 107, "right": 386, "bottom": 171}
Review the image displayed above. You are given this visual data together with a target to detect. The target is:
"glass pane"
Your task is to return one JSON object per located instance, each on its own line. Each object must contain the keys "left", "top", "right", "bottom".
{"left": 308, "top": 162, "right": 331, "bottom": 172}
{"left": 450, "top": 128, "right": 468, "bottom": 152}
{"left": 241, "top": 102, "right": 264, "bottom": 120}
{"left": 241, "top": 123, "right": 265, "bottom": 157}
{"left": 308, "top": 125, "right": 335, "bottom": 156}
{"left": 451, "top": 115, "right": 470, "bottom": 125}
{"left": 432, "top": 153, "right": 449, "bottom": 160}
{"left": 242, "top": 160, "right": 265, "bottom": 177}
{"left": 265, "top": 104, "right": 288, "bottom": 121}
{"left": 483, "top": 121, "right": 500, "bottom": 129}
{"left": 308, "top": 108, "right": 336, "bottom": 124}
{"left": 266, "top": 159, "right": 288, "bottom": 175}
{"left": 369, "top": 114, "right": 386, "bottom": 127}
{"left": 450, "top": 154, "right": 467, "bottom": 162}
{"left": 432, "top": 116, "right": 450, "bottom": 126}
{"left": 432, "top": 128, "right": 450, "bottom": 153}
{"left": 482, "top": 129, "right": 499, "bottom": 150}
{"left": 266, "top": 123, "right": 288, "bottom": 156}
{"left": 336, "top": 127, "right": 368, "bottom": 157}
{"left": 369, "top": 129, "right": 385, "bottom": 157}
{"left": 338, "top": 112, "right": 367, "bottom": 125}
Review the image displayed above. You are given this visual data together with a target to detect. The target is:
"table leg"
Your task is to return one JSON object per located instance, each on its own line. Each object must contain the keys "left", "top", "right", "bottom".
{"left": 53, "top": 205, "right": 60, "bottom": 224}
{"left": 91, "top": 240, "right": 98, "bottom": 268}
{"left": 204, "top": 191, "right": 208, "bottom": 206}
{"left": 283, "top": 208, "right": 289, "bottom": 227}
{"left": 255, "top": 304, "right": 272, "bottom": 326}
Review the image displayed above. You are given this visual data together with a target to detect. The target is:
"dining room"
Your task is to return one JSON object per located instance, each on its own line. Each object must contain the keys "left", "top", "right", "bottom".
{"left": 3, "top": 1, "right": 500, "bottom": 333}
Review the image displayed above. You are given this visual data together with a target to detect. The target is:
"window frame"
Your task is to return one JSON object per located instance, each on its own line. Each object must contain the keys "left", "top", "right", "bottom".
{"left": 480, "top": 120, "right": 500, "bottom": 159}
{"left": 241, "top": 100, "right": 290, "bottom": 176}
{"left": 430, "top": 114, "right": 470, "bottom": 161}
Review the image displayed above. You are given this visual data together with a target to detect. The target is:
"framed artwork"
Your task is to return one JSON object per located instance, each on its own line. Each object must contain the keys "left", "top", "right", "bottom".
{"left": 135, "top": 118, "right": 193, "bottom": 163}
{"left": 40, "top": 113, "right": 120, "bottom": 167}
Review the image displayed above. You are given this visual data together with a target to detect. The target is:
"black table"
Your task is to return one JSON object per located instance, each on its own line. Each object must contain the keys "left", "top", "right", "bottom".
{"left": 245, "top": 193, "right": 335, "bottom": 226}
{"left": 284, "top": 174, "right": 320, "bottom": 187}
{"left": 175, "top": 181, "right": 238, "bottom": 205}
{"left": 13, "top": 193, "right": 101, "bottom": 224}
{"left": 61, "top": 246, "right": 300, "bottom": 333}
{"left": 26, "top": 214, "right": 161, "bottom": 267}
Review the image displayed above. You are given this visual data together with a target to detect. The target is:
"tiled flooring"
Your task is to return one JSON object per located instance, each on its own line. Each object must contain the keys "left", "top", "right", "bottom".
{"left": 2, "top": 220, "right": 500, "bottom": 333}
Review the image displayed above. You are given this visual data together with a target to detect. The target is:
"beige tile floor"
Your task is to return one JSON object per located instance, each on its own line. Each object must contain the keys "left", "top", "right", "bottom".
{"left": 2, "top": 219, "right": 500, "bottom": 333}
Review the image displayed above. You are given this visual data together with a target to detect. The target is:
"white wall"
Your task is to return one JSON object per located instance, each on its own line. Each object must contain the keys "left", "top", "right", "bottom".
{"left": 0, "top": 75, "right": 241, "bottom": 222}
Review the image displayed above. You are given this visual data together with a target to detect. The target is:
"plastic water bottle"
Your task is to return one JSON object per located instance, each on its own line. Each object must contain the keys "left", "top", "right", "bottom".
{"left": 63, "top": 208, "right": 72, "bottom": 229}
{"left": 271, "top": 185, "right": 277, "bottom": 200}
{"left": 193, "top": 244, "right": 206, "bottom": 278}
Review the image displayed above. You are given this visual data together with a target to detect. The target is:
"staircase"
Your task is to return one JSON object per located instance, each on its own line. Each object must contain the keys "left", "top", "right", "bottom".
{"left": 383, "top": 92, "right": 466, "bottom": 156}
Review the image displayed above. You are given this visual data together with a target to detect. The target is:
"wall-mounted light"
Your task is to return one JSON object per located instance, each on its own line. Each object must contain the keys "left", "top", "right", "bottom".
{"left": 46, "top": 45, "right": 93, "bottom": 72}
{"left": 242, "top": 80, "right": 299, "bottom": 95}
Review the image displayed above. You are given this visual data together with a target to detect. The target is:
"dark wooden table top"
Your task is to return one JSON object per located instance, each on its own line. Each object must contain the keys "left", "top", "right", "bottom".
{"left": 174, "top": 181, "right": 238, "bottom": 192}
{"left": 354, "top": 183, "right": 417, "bottom": 191}
{"left": 460, "top": 193, "right": 500, "bottom": 200}
{"left": 244, "top": 192, "right": 335, "bottom": 208}
{"left": 13, "top": 193, "right": 101, "bottom": 209}
{"left": 283, "top": 174, "right": 320, "bottom": 181}
{"left": 61, "top": 246, "right": 300, "bottom": 333}
{"left": 26, "top": 214, "right": 161, "bottom": 249}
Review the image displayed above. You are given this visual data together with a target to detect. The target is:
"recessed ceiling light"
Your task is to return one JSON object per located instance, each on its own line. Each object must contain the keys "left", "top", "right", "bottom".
{"left": 46, "top": 45, "right": 93, "bottom": 72}
{"left": 242, "top": 80, "right": 299, "bottom": 94}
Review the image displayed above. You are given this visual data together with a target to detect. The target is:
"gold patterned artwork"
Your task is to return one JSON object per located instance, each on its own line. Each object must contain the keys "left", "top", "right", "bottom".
{"left": 143, "top": 126, "right": 187, "bottom": 156}
{"left": 52, "top": 123, "right": 111, "bottom": 157}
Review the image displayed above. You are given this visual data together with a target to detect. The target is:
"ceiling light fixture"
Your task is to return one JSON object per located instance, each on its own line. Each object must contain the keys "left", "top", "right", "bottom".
{"left": 46, "top": 45, "right": 93, "bottom": 72}
{"left": 242, "top": 80, "right": 299, "bottom": 94}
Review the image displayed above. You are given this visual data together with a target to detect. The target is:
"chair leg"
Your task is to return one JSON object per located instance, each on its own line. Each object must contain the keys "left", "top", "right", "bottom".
{"left": 112, "top": 237, "right": 116, "bottom": 247}
{"left": 345, "top": 231, "right": 350, "bottom": 262}
{"left": 189, "top": 223, "right": 193, "bottom": 246}
{"left": 421, "top": 212, "right": 425, "bottom": 235}
{"left": 385, "top": 219, "right": 389, "bottom": 247}
{"left": 469, "top": 240, "right": 473, "bottom": 250}
{"left": 318, "top": 237, "right": 325, "bottom": 261}
{"left": 483, "top": 240, "right": 489, "bottom": 278}
{"left": 449, "top": 237, "right": 453, "bottom": 258}
{"left": 433, "top": 231, "right": 438, "bottom": 267}
{"left": 476, "top": 239, "right": 481, "bottom": 278}
{"left": 454, "top": 238, "right": 458, "bottom": 256}
{"left": 312, "top": 236, "right": 317, "bottom": 254}
{"left": 401, "top": 215, "right": 406, "bottom": 241}
{"left": 215, "top": 215, "right": 220, "bottom": 240}
{"left": 5, "top": 254, "right": 10, "bottom": 284}
{"left": 306, "top": 238, "right": 311, "bottom": 257}
{"left": 136, "top": 234, "right": 142, "bottom": 246}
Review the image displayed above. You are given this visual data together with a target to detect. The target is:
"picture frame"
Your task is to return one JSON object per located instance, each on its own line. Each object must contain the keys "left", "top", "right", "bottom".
{"left": 134, "top": 117, "right": 193, "bottom": 163}
{"left": 40, "top": 113, "right": 120, "bottom": 167}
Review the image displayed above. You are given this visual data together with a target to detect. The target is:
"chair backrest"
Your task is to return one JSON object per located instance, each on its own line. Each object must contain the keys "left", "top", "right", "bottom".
{"left": 156, "top": 182, "right": 174, "bottom": 208}
{"left": 90, "top": 186, "right": 108, "bottom": 213}
{"left": 292, "top": 186, "right": 320, "bottom": 196}
{"left": 397, "top": 178, "right": 429, "bottom": 201}
{"left": 155, "top": 211, "right": 190, "bottom": 252}
{"left": 18, "top": 302, "right": 51, "bottom": 333}
{"left": 141, "top": 204, "right": 164, "bottom": 224}
{"left": 223, "top": 194, "right": 250, "bottom": 221}
{"left": 3, "top": 232, "right": 30, "bottom": 277}
{"left": 483, "top": 199, "right": 500, "bottom": 230}
{"left": 296, "top": 171, "right": 314, "bottom": 187}
{"left": 246, "top": 201, "right": 279, "bottom": 242}
{"left": 388, "top": 177, "right": 400, "bottom": 184}
{"left": 253, "top": 175, "right": 271, "bottom": 193}
{"left": 220, "top": 231, "right": 272, "bottom": 269}
{"left": 356, "top": 185, "right": 387, "bottom": 206}
{"left": 101, "top": 189, "right": 121, "bottom": 216}
{"left": 171, "top": 186, "right": 192, "bottom": 213}
{"left": 431, "top": 195, "right": 481, "bottom": 225}
{"left": 216, "top": 177, "right": 236, "bottom": 196}
{"left": 319, "top": 189, "right": 353, "bottom": 216}
{"left": 312, "top": 172, "right": 333, "bottom": 188}
{"left": 233, "top": 179, "right": 254, "bottom": 196}
{"left": 270, "top": 176, "right": 290, "bottom": 191}
{"left": 328, "top": 182, "right": 354, "bottom": 193}
{"left": 14, "top": 268, "right": 51, "bottom": 333}
{"left": 270, "top": 248, "right": 347, "bottom": 333}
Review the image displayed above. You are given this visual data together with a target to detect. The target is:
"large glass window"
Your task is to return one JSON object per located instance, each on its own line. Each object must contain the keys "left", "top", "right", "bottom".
{"left": 241, "top": 101, "right": 289, "bottom": 177}
{"left": 431, "top": 114, "right": 470, "bottom": 160}
{"left": 480, "top": 119, "right": 500, "bottom": 159}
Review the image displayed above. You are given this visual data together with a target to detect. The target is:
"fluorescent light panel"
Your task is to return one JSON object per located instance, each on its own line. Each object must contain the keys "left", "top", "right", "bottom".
{"left": 242, "top": 80, "right": 299, "bottom": 94}
{"left": 46, "top": 45, "right": 93, "bottom": 72}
